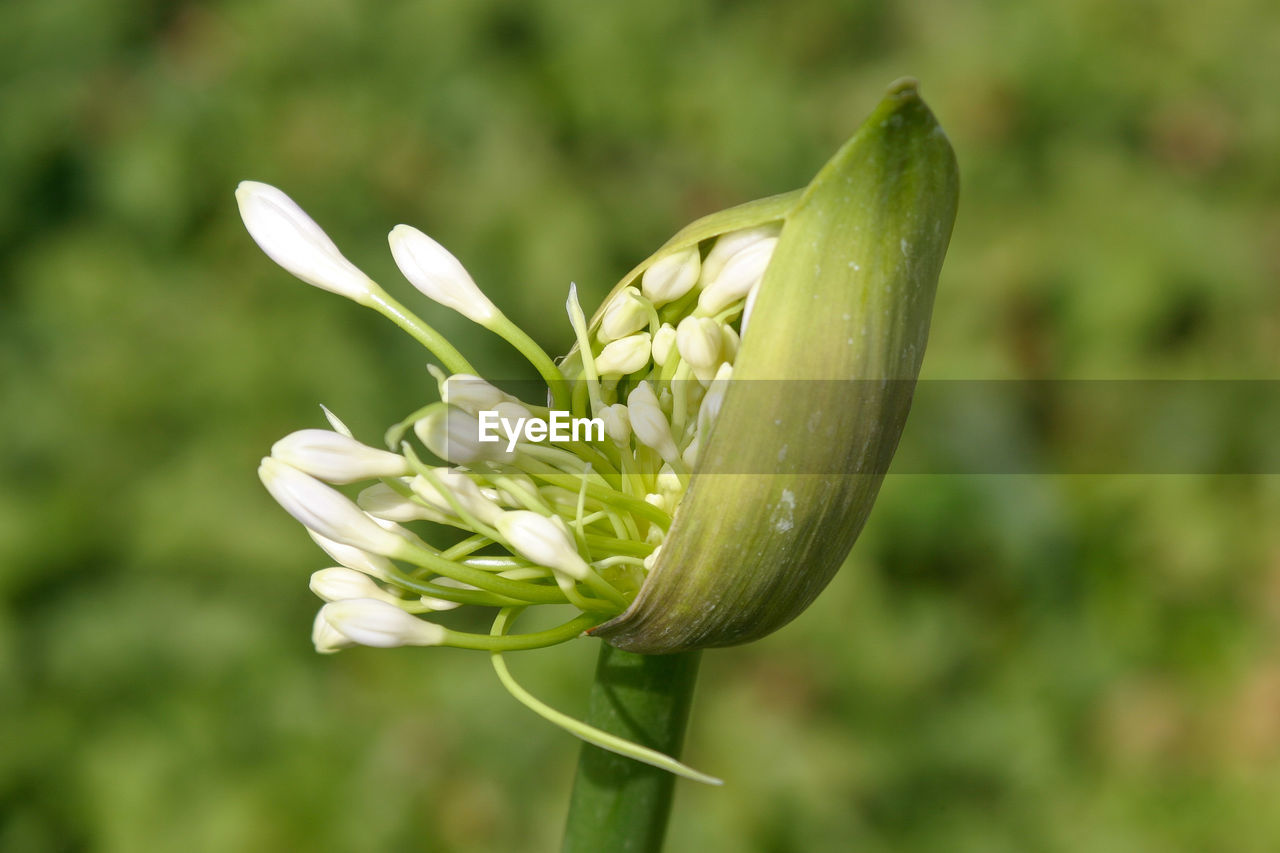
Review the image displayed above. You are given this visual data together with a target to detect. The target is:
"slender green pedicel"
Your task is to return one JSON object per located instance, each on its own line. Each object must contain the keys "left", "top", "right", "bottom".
{"left": 241, "top": 79, "right": 957, "bottom": 782}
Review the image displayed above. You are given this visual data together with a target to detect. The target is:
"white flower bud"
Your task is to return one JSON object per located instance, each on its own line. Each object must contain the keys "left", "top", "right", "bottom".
{"left": 675, "top": 316, "right": 723, "bottom": 377}
{"left": 495, "top": 510, "right": 591, "bottom": 580}
{"left": 312, "top": 609, "right": 355, "bottom": 654}
{"left": 598, "top": 287, "right": 650, "bottom": 342}
{"left": 388, "top": 224, "right": 497, "bottom": 324}
{"left": 271, "top": 429, "right": 410, "bottom": 484}
{"left": 310, "top": 567, "right": 402, "bottom": 604}
{"left": 698, "top": 224, "right": 780, "bottom": 285}
{"left": 411, "top": 469, "right": 504, "bottom": 526}
{"left": 627, "top": 381, "right": 680, "bottom": 464}
{"left": 441, "top": 374, "right": 512, "bottom": 415}
{"left": 640, "top": 247, "right": 701, "bottom": 305}
{"left": 600, "top": 403, "right": 631, "bottom": 446}
{"left": 697, "top": 236, "right": 778, "bottom": 315}
{"left": 414, "top": 406, "right": 517, "bottom": 465}
{"left": 307, "top": 529, "right": 394, "bottom": 579}
{"left": 236, "top": 181, "right": 376, "bottom": 302}
{"left": 357, "top": 481, "right": 452, "bottom": 524}
{"left": 651, "top": 323, "right": 677, "bottom": 366}
{"left": 320, "top": 598, "right": 447, "bottom": 648}
{"left": 594, "top": 333, "right": 651, "bottom": 377}
{"left": 259, "top": 458, "right": 410, "bottom": 556}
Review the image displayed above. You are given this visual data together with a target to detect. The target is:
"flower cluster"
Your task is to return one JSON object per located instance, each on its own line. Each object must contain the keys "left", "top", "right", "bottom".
{"left": 239, "top": 182, "right": 778, "bottom": 657}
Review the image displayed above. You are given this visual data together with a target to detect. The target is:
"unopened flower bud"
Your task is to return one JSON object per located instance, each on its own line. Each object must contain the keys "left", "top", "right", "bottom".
{"left": 357, "top": 481, "right": 452, "bottom": 524}
{"left": 495, "top": 511, "right": 590, "bottom": 580}
{"left": 675, "top": 316, "right": 723, "bottom": 379}
{"left": 441, "top": 373, "right": 512, "bottom": 415}
{"left": 411, "top": 469, "right": 504, "bottom": 526}
{"left": 235, "top": 181, "right": 376, "bottom": 302}
{"left": 415, "top": 406, "right": 517, "bottom": 465}
{"left": 271, "top": 429, "right": 409, "bottom": 484}
{"left": 307, "top": 529, "right": 393, "bottom": 579}
{"left": 259, "top": 458, "right": 409, "bottom": 556}
{"left": 598, "top": 287, "right": 650, "bottom": 342}
{"left": 312, "top": 609, "right": 355, "bottom": 654}
{"left": 697, "top": 236, "right": 778, "bottom": 315}
{"left": 626, "top": 382, "right": 680, "bottom": 464}
{"left": 640, "top": 246, "right": 700, "bottom": 305}
{"left": 310, "top": 567, "right": 402, "bottom": 604}
{"left": 651, "top": 323, "right": 677, "bottom": 366}
{"left": 389, "top": 224, "right": 497, "bottom": 324}
{"left": 594, "top": 334, "right": 651, "bottom": 376}
{"left": 321, "top": 598, "right": 446, "bottom": 648}
{"left": 600, "top": 403, "right": 631, "bottom": 446}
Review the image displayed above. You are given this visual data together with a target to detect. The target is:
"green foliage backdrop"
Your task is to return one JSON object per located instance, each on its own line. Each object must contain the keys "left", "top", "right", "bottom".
{"left": 3, "top": 0, "right": 1279, "bottom": 850}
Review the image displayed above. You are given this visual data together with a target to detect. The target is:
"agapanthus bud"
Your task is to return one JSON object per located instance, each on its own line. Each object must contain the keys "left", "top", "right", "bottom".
{"left": 414, "top": 406, "right": 517, "bottom": 465}
{"left": 651, "top": 323, "right": 677, "bottom": 366}
{"left": 626, "top": 381, "right": 680, "bottom": 465}
{"left": 259, "top": 457, "right": 409, "bottom": 556}
{"left": 640, "top": 246, "right": 701, "bottom": 305}
{"left": 388, "top": 224, "right": 497, "bottom": 324}
{"left": 696, "top": 235, "right": 778, "bottom": 315}
{"left": 310, "top": 567, "right": 403, "bottom": 604}
{"left": 440, "top": 373, "right": 512, "bottom": 415}
{"left": 320, "top": 598, "right": 446, "bottom": 648}
{"left": 235, "top": 181, "right": 376, "bottom": 302}
{"left": 307, "top": 529, "right": 393, "bottom": 579}
{"left": 590, "top": 80, "right": 959, "bottom": 652}
{"left": 594, "top": 334, "right": 652, "bottom": 377}
{"left": 311, "top": 609, "right": 355, "bottom": 654}
{"left": 357, "top": 481, "right": 453, "bottom": 524}
{"left": 598, "top": 287, "right": 650, "bottom": 342}
{"left": 600, "top": 403, "right": 631, "bottom": 446}
{"left": 411, "top": 469, "right": 504, "bottom": 526}
{"left": 271, "top": 429, "right": 410, "bottom": 484}
{"left": 675, "top": 316, "right": 723, "bottom": 379}
{"left": 495, "top": 511, "right": 590, "bottom": 580}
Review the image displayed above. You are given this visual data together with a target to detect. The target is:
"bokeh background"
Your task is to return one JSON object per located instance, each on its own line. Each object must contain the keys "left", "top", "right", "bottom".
{"left": 4, "top": 0, "right": 1280, "bottom": 850}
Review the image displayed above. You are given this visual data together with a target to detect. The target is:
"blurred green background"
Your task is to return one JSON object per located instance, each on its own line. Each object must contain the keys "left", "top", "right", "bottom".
{"left": 3, "top": 0, "right": 1280, "bottom": 850}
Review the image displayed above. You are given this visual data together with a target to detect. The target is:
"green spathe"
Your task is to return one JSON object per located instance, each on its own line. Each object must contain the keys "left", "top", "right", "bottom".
{"left": 591, "top": 79, "right": 960, "bottom": 652}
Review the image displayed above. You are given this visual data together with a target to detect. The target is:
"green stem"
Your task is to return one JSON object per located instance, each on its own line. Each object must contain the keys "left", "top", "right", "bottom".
{"left": 561, "top": 645, "right": 706, "bottom": 853}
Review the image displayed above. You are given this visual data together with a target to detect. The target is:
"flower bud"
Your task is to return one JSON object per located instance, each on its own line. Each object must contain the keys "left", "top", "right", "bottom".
{"left": 594, "top": 334, "right": 651, "bottom": 377}
{"left": 271, "top": 429, "right": 410, "bottom": 484}
{"left": 307, "top": 529, "right": 393, "bottom": 579}
{"left": 310, "top": 567, "right": 402, "bottom": 603}
{"left": 389, "top": 224, "right": 497, "bottom": 324}
{"left": 590, "top": 80, "right": 959, "bottom": 652}
{"left": 640, "top": 246, "right": 700, "bottom": 305}
{"left": 440, "top": 373, "right": 512, "bottom": 415}
{"left": 259, "top": 457, "right": 410, "bottom": 557}
{"left": 650, "top": 323, "right": 677, "bottom": 366}
{"left": 414, "top": 406, "right": 517, "bottom": 465}
{"left": 357, "top": 481, "right": 453, "bottom": 524}
{"left": 696, "top": 236, "right": 777, "bottom": 315}
{"left": 626, "top": 382, "right": 680, "bottom": 465}
{"left": 675, "top": 316, "right": 723, "bottom": 380}
{"left": 600, "top": 403, "right": 631, "bottom": 446}
{"left": 320, "top": 598, "right": 446, "bottom": 648}
{"left": 598, "top": 287, "right": 650, "bottom": 342}
{"left": 312, "top": 609, "right": 355, "bottom": 654}
{"left": 411, "top": 469, "right": 504, "bottom": 526}
{"left": 235, "top": 181, "right": 376, "bottom": 302}
{"left": 494, "top": 511, "right": 590, "bottom": 580}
